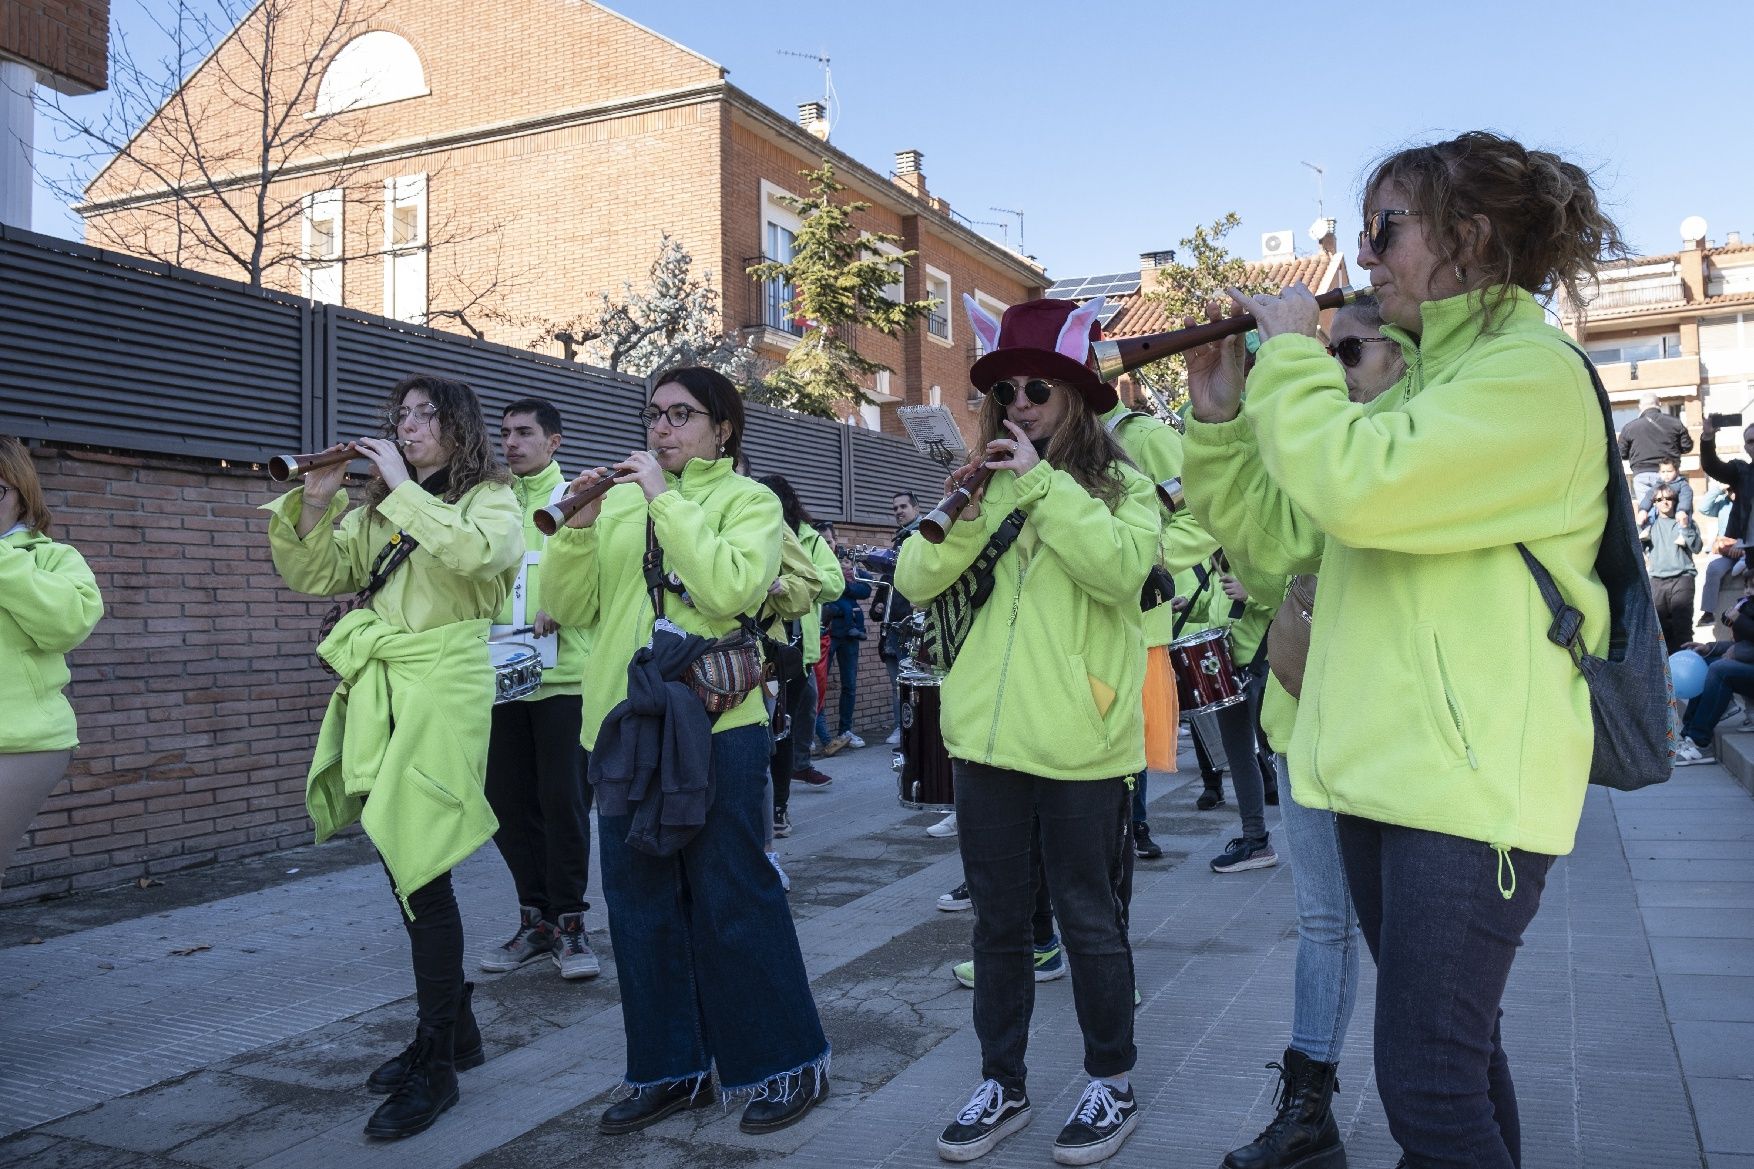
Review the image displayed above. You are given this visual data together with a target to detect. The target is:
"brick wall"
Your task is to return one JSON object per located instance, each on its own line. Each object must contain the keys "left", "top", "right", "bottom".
{"left": 2, "top": 446, "right": 333, "bottom": 904}
{"left": 815, "top": 520, "right": 915, "bottom": 743}
{"left": 3, "top": 451, "right": 934, "bottom": 903}
{"left": 2, "top": 0, "right": 108, "bottom": 92}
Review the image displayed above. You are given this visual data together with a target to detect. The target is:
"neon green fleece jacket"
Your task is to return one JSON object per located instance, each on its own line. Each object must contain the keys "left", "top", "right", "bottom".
{"left": 1194, "top": 287, "right": 1608, "bottom": 856}
{"left": 798, "top": 523, "right": 844, "bottom": 666}
{"left": 497, "top": 460, "right": 591, "bottom": 700}
{"left": 539, "top": 457, "right": 782, "bottom": 752}
{"left": 0, "top": 530, "right": 104, "bottom": 753}
{"left": 1102, "top": 405, "right": 1221, "bottom": 647}
{"left": 895, "top": 459, "right": 1160, "bottom": 780}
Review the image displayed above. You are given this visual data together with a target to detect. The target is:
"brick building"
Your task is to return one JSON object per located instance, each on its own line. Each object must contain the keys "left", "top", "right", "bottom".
{"left": 77, "top": 0, "right": 1044, "bottom": 438}
{"left": 1, "top": 0, "right": 109, "bottom": 228}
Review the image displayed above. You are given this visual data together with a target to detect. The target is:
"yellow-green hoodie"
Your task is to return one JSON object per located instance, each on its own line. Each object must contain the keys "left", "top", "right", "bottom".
{"left": 0, "top": 530, "right": 104, "bottom": 753}
{"left": 798, "top": 524, "right": 845, "bottom": 666}
{"left": 894, "top": 460, "right": 1160, "bottom": 780}
{"left": 1191, "top": 287, "right": 1608, "bottom": 856}
{"left": 539, "top": 457, "right": 782, "bottom": 752}
{"left": 498, "top": 460, "right": 591, "bottom": 701}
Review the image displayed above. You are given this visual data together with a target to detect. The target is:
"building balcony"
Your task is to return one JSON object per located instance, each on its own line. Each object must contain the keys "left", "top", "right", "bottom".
{"left": 1594, "top": 353, "right": 1701, "bottom": 396}
{"left": 926, "top": 310, "right": 950, "bottom": 340}
{"left": 1587, "top": 279, "right": 1687, "bottom": 314}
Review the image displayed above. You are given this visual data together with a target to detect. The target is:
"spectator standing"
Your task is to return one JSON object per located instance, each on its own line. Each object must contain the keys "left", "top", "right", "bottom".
{"left": 1641, "top": 485, "right": 1702, "bottom": 653}
{"left": 1618, "top": 392, "right": 1692, "bottom": 502}
{"left": 1698, "top": 417, "right": 1754, "bottom": 623}
{"left": 1634, "top": 457, "right": 1692, "bottom": 524}
{"left": 820, "top": 556, "right": 871, "bottom": 750}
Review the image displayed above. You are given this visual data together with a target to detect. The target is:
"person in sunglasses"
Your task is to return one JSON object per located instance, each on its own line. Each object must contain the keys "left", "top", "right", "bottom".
{"left": 1184, "top": 132, "right": 1622, "bottom": 1169}
{"left": 540, "top": 367, "right": 829, "bottom": 1138}
{"left": 899, "top": 296, "right": 1159, "bottom": 1166}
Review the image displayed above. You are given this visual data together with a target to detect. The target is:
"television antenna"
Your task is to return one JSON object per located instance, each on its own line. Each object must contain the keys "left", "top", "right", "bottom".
{"left": 991, "top": 206, "right": 1026, "bottom": 256}
{"left": 778, "top": 49, "right": 839, "bottom": 138}
{"left": 1299, "top": 161, "right": 1325, "bottom": 220}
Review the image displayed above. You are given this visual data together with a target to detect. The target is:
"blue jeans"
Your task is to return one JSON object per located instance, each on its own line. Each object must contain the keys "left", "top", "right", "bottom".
{"left": 596, "top": 724, "right": 828, "bottom": 1095}
{"left": 1337, "top": 815, "right": 1554, "bottom": 1169}
{"left": 1682, "top": 656, "right": 1754, "bottom": 746}
{"left": 954, "top": 762, "right": 1135, "bottom": 1091}
{"left": 1274, "top": 756, "right": 1360, "bottom": 1063}
{"left": 827, "top": 637, "right": 861, "bottom": 734}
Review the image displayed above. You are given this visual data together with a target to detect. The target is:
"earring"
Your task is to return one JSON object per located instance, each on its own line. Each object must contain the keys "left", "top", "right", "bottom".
{"left": 1453, "top": 263, "right": 1467, "bottom": 284}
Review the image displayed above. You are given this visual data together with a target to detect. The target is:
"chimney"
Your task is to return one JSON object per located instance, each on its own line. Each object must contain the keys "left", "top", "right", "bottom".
{"left": 1314, "top": 217, "right": 1338, "bottom": 254}
{"left": 1140, "top": 249, "right": 1176, "bottom": 270}
{"left": 893, "top": 149, "right": 927, "bottom": 198}
{"left": 1730, "top": 231, "right": 1744, "bottom": 247}
{"left": 798, "top": 102, "right": 829, "bottom": 141}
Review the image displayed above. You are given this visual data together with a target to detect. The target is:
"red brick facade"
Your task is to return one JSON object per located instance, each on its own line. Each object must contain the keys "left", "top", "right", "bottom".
{"left": 2, "top": 0, "right": 108, "bottom": 92}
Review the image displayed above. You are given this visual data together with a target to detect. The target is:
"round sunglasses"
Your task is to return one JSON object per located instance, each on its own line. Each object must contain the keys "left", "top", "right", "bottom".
{"left": 1358, "top": 208, "right": 1417, "bottom": 256}
{"left": 1327, "top": 336, "right": 1395, "bottom": 368}
{"left": 988, "top": 378, "right": 1056, "bottom": 406}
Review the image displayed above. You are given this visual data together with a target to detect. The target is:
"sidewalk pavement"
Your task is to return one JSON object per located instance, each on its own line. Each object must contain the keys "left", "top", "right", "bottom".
{"left": 0, "top": 733, "right": 1746, "bottom": 1169}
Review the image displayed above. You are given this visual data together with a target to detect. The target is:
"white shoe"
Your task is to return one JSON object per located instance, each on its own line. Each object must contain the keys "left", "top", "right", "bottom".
{"left": 767, "top": 851, "right": 790, "bottom": 892}
{"left": 844, "top": 732, "right": 866, "bottom": 749}
{"left": 926, "top": 812, "right": 958, "bottom": 838}
{"left": 1674, "top": 739, "right": 1715, "bottom": 766}
{"left": 884, "top": 727, "right": 902, "bottom": 746}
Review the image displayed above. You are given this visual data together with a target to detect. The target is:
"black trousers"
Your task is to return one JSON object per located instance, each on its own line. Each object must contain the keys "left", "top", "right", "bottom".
{"left": 383, "top": 864, "right": 464, "bottom": 1029}
{"left": 1651, "top": 573, "right": 1695, "bottom": 655}
{"left": 484, "top": 694, "right": 592, "bottom": 920}
{"left": 770, "top": 671, "right": 813, "bottom": 812}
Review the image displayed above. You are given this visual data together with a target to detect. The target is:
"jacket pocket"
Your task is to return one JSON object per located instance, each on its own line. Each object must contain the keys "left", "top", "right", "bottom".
{"left": 1068, "top": 654, "right": 1112, "bottom": 747}
{"left": 1412, "top": 624, "right": 1477, "bottom": 768}
{"left": 407, "top": 767, "right": 464, "bottom": 810}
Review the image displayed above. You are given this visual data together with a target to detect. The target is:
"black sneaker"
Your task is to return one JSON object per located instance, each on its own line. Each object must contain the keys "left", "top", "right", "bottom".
{"left": 1211, "top": 835, "right": 1278, "bottom": 874}
{"left": 1196, "top": 785, "right": 1225, "bottom": 811}
{"left": 937, "top": 881, "right": 973, "bottom": 912}
{"left": 1132, "top": 821, "right": 1163, "bottom": 860}
{"left": 1052, "top": 1079, "right": 1139, "bottom": 1165}
{"left": 773, "top": 808, "right": 793, "bottom": 838}
{"left": 937, "top": 1078, "right": 1031, "bottom": 1162}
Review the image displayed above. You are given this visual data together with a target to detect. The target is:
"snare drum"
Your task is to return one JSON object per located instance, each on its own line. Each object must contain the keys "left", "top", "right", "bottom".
{"left": 898, "top": 672, "right": 955, "bottom": 812}
{"left": 1167, "top": 627, "right": 1245, "bottom": 715}
{"left": 490, "top": 642, "right": 543, "bottom": 704}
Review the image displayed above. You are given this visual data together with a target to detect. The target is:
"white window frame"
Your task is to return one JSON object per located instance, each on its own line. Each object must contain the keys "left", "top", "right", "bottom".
{"left": 924, "top": 265, "right": 953, "bottom": 346}
{"left": 300, "top": 188, "right": 343, "bottom": 304}
{"left": 383, "top": 173, "right": 428, "bottom": 324}
{"left": 867, "top": 238, "right": 905, "bottom": 305}
{"left": 759, "top": 180, "right": 806, "bottom": 337}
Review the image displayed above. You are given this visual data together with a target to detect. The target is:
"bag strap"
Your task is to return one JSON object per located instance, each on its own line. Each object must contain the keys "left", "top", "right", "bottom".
{"left": 644, "top": 512, "right": 771, "bottom": 645}
{"left": 1519, "top": 343, "right": 1644, "bottom": 669}
{"left": 966, "top": 509, "right": 1028, "bottom": 611}
{"left": 1171, "top": 558, "right": 1219, "bottom": 639}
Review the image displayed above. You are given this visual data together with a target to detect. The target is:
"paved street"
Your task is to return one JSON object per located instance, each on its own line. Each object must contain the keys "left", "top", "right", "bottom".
{"left": 1, "top": 733, "right": 1748, "bottom": 1169}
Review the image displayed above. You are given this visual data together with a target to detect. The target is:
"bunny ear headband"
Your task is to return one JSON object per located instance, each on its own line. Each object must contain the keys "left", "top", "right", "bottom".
{"left": 963, "top": 295, "right": 1117, "bottom": 413}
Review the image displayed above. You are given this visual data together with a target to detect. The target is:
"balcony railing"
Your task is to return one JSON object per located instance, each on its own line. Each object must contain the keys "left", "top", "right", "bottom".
{"left": 1587, "top": 279, "right": 1686, "bottom": 313}
{"left": 926, "top": 310, "right": 950, "bottom": 340}
{"left": 745, "top": 255, "right": 805, "bottom": 337}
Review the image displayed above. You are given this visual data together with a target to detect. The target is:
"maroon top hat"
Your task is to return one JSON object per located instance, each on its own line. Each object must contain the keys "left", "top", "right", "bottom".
{"left": 965, "top": 295, "right": 1115, "bottom": 413}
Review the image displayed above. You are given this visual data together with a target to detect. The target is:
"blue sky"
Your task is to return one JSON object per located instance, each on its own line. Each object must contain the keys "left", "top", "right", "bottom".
{"left": 32, "top": 0, "right": 1754, "bottom": 280}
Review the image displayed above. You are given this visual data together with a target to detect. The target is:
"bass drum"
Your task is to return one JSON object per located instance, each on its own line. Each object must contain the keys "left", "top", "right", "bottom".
{"left": 897, "top": 672, "right": 955, "bottom": 812}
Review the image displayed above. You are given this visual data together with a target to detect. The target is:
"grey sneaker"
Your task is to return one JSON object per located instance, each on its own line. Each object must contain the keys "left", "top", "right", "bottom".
{"left": 480, "top": 906, "right": 556, "bottom": 972}
{"left": 553, "top": 912, "right": 600, "bottom": 980}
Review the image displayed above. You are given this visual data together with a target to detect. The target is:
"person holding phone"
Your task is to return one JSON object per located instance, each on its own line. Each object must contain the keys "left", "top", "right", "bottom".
{"left": 1698, "top": 415, "right": 1754, "bottom": 623}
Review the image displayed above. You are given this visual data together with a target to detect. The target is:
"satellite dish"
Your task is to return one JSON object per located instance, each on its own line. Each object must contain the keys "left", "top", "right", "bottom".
{"left": 1309, "top": 217, "right": 1336, "bottom": 243}
{"left": 1681, "top": 215, "right": 1709, "bottom": 243}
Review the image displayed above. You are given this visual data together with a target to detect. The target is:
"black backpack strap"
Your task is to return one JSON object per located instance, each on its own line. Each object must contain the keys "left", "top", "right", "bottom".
{"left": 968, "top": 510, "right": 1028, "bottom": 610}
{"left": 1171, "top": 558, "right": 1218, "bottom": 639}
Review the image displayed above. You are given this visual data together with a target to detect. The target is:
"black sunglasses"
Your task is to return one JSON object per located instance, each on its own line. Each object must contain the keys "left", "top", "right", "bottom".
{"left": 988, "top": 379, "right": 1055, "bottom": 406}
{"left": 1358, "top": 209, "right": 1417, "bottom": 256}
{"left": 1326, "top": 336, "right": 1395, "bottom": 368}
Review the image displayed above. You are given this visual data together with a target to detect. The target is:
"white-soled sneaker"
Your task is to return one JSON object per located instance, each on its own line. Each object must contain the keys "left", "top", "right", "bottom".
{"left": 1052, "top": 1079, "right": 1138, "bottom": 1165}
{"left": 884, "top": 726, "right": 902, "bottom": 747}
{"left": 937, "top": 1078, "right": 1031, "bottom": 1162}
{"left": 926, "top": 812, "right": 959, "bottom": 838}
{"left": 1674, "top": 739, "right": 1715, "bottom": 766}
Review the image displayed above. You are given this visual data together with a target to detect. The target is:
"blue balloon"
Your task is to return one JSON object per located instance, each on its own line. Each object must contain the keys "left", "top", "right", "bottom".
{"left": 1669, "top": 650, "right": 1708, "bottom": 701}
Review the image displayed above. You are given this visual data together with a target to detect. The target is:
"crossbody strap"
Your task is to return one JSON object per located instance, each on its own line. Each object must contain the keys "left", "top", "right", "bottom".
{"left": 967, "top": 509, "right": 1028, "bottom": 610}
{"left": 1171, "top": 557, "right": 1223, "bottom": 639}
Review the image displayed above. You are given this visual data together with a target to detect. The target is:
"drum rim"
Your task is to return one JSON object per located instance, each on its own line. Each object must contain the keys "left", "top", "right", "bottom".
{"left": 1183, "top": 692, "right": 1247, "bottom": 716}
{"left": 1168, "top": 626, "right": 1232, "bottom": 649}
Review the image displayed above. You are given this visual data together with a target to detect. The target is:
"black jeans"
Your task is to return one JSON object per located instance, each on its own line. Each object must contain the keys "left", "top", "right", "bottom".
{"left": 1651, "top": 573, "right": 1695, "bottom": 655}
{"left": 484, "top": 694, "right": 592, "bottom": 920}
{"left": 383, "top": 863, "right": 464, "bottom": 1029}
{"left": 771, "top": 671, "right": 812, "bottom": 812}
{"left": 1337, "top": 816, "right": 1555, "bottom": 1169}
{"left": 955, "top": 762, "right": 1135, "bottom": 1092}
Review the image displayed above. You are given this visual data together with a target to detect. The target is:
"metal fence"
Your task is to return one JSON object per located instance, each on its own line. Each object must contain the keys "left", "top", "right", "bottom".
{"left": 0, "top": 225, "right": 945, "bottom": 527}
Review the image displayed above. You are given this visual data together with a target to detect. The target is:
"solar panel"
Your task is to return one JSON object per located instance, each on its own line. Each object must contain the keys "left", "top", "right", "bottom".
{"left": 1046, "top": 272, "right": 1142, "bottom": 302}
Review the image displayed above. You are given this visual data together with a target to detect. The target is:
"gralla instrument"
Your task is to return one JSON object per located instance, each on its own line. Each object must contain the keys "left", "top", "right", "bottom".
{"left": 1090, "top": 285, "right": 1371, "bottom": 382}
{"left": 918, "top": 462, "right": 997, "bottom": 544}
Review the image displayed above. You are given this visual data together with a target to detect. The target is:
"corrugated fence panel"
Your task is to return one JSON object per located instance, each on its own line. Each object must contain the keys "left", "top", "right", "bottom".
{"left": 848, "top": 428, "right": 951, "bottom": 526}
{"left": 742, "top": 402, "right": 846, "bottom": 520}
{"left": 0, "top": 226, "right": 309, "bottom": 463}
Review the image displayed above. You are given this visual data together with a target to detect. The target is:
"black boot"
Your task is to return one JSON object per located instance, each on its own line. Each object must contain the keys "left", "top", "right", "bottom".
{"left": 363, "top": 1023, "right": 459, "bottom": 1139}
{"left": 367, "top": 982, "right": 484, "bottom": 1094}
{"left": 1222, "top": 1047, "right": 1344, "bottom": 1169}
{"left": 739, "top": 1064, "right": 829, "bottom": 1134}
{"left": 1196, "top": 776, "right": 1225, "bottom": 811}
{"left": 599, "top": 1077, "right": 712, "bottom": 1135}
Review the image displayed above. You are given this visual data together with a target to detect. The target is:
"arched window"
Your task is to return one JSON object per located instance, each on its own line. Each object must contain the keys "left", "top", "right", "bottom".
{"left": 314, "top": 31, "right": 427, "bottom": 116}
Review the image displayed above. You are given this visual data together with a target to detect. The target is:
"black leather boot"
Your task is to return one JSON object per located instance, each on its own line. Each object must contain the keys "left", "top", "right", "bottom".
{"left": 367, "top": 982, "right": 484, "bottom": 1094}
{"left": 739, "top": 1064, "right": 828, "bottom": 1134}
{"left": 599, "top": 1077, "right": 712, "bottom": 1135}
{"left": 1222, "top": 1047, "right": 1345, "bottom": 1169}
{"left": 363, "top": 1023, "right": 459, "bottom": 1139}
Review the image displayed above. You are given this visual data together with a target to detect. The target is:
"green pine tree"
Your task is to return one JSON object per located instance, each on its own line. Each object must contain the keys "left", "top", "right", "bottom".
{"left": 747, "top": 162, "right": 937, "bottom": 417}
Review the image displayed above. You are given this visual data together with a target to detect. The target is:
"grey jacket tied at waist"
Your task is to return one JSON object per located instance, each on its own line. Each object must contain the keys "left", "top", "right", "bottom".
{"left": 589, "top": 618, "right": 717, "bottom": 857}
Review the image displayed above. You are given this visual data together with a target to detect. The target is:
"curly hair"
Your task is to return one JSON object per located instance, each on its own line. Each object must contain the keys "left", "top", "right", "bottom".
{"left": 975, "top": 384, "right": 1132, "bottom": 509}
{"left": 1363, "top": 131, "right": 1627, "bottom": 329}
{"left": 363, "top": 375, "right": 511, "bottom": 519}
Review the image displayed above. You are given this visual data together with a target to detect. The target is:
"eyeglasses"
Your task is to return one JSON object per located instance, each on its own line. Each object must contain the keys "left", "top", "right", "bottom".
{"left": 640, "top": 403, "right": 707, "bottom": 429}
{"left": 988, "top": 378, "right": 1055, "bottom": 406}
{"left": 1326, "top": 336, "right": 1396, "bottom": 368}
{"left": 391, "top": 404, "right": 440, "bottom": 426}
{"left": 1358, "top": 209, "right": 1417, "bottom": 256}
